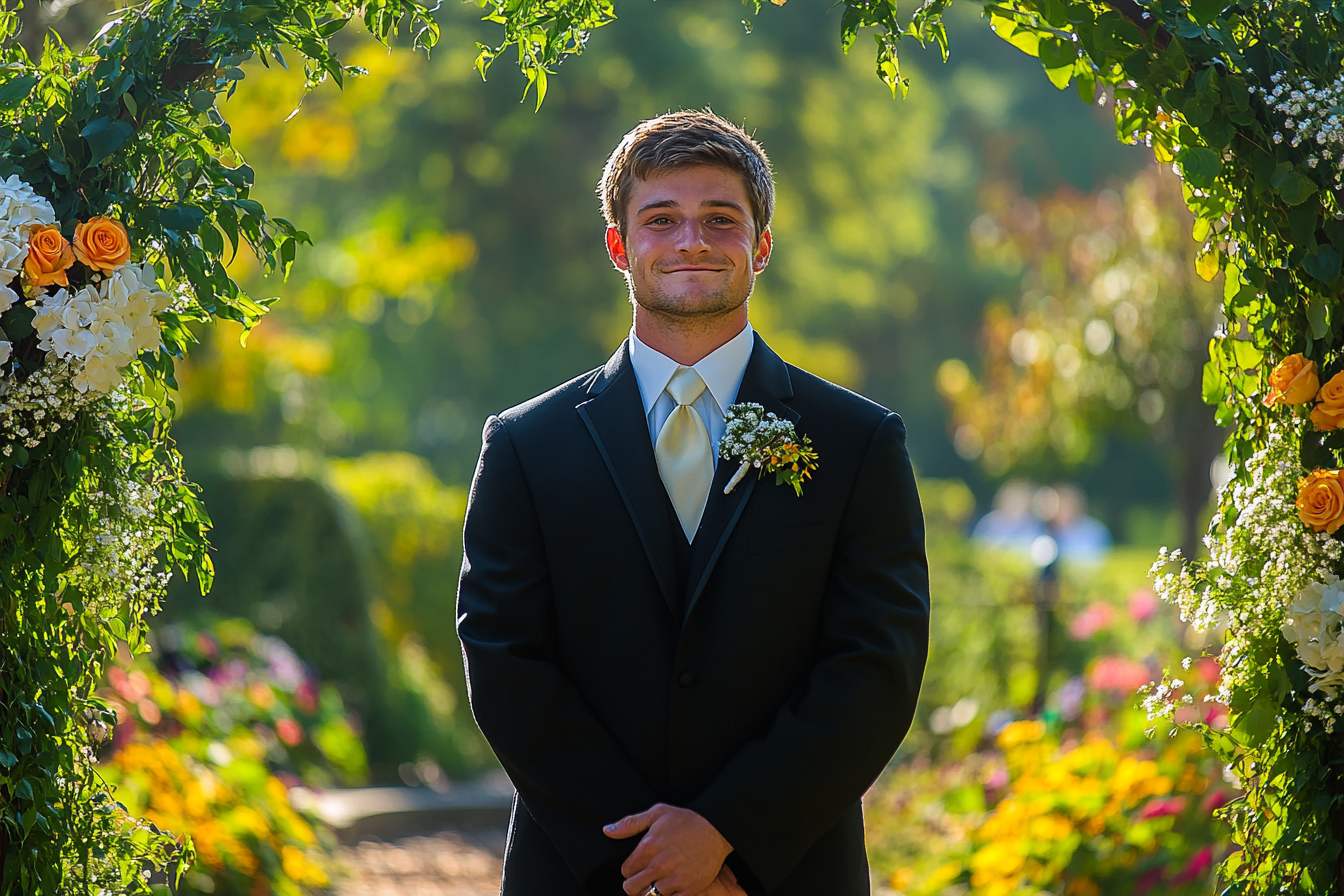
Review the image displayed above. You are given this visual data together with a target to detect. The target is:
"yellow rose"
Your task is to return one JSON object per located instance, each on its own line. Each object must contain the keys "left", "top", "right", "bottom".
{"left": 24, "top": 223, "right": 74, "bottom": 288}
{"left": 1265, "top": 353, "right": 1320, "bottom": 406}
{"left": 72, "top": 216, "right": 131, "bottom": 272}
{"left": 1297, "top": 468, "right": 1344, "bottom": 533}
{"left": 1312, "top": 371, "right": 1344, "bottom": 430}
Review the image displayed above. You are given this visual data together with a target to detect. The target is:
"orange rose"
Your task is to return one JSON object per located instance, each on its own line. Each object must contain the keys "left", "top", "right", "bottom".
{"left": 1312, "top": 372, "right": 1344, "bottom": 430}
{"left": 72, "top": 216, "right": 131, "bottom": 272}
{"left": 1265, "top": 353, "right": 1320, "bottom": 406}
{"left": 24, "top": 224, "right": 74, "bottom": 288}
{"left": 1297, "top": 468, "right": 1344, "bottom": 533}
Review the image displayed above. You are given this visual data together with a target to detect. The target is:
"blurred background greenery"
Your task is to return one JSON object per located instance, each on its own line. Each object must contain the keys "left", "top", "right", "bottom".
{"left": 32, "top": 0, "right": 1223, "bottom": 802}
{"left": 155, "top": 0, "right": 1218, "bottom": 781}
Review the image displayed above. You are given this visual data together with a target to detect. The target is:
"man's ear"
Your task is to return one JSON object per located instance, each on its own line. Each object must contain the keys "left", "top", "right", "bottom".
{"left": 606, "top": 226, "right": 630, "bottom": 272}
{"left": 753, "top": 228, "right": 772, "bottom": 274}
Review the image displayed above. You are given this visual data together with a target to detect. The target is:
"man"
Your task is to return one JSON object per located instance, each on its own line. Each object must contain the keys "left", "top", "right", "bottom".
{"left": 457, "top": 110, "right": 929, "bottom": 896}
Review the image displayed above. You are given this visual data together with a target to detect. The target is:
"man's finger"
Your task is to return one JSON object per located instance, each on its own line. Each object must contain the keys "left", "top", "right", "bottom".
{"left": 620, "top": 863, "right": 664, "bottom": 896}
{"left": 604, "top": 804, "right": 663, "bottom": 839}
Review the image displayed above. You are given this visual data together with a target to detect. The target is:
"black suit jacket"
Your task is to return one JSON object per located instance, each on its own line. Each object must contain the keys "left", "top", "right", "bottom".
{"left": 456, "top": 335, "right": 930, "bottom": 895}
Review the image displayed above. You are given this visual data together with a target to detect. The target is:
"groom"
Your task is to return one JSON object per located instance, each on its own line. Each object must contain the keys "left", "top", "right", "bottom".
{"left": 456, "top": 110, "right": 930, "bottom": 896}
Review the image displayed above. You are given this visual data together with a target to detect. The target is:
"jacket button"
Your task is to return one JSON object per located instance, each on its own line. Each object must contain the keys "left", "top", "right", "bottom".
{"left": 677, "top": 671, "right": 695, "bottom": 688}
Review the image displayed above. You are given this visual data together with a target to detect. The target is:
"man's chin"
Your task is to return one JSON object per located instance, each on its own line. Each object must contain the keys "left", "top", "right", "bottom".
{"left": 637, "top": 295, "right": 747, "bottom": 319}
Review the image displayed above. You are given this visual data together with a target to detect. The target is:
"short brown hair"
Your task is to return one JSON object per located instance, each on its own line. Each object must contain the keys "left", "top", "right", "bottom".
{"left": 598, "top": 109, "right": 775, "bottom": 240}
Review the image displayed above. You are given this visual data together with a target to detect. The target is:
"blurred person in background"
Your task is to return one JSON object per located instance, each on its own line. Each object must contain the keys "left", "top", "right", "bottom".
{"left": 972, "top": 481, "right": 1110, "bottom": 563}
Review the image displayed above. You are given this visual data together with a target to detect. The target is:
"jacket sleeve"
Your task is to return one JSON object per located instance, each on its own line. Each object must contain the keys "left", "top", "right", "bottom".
{"left": 456, "top": 416, "right": 660, "bottom": 888}
{"left": 688, "top": 413, "right": 930, "bottom": 892}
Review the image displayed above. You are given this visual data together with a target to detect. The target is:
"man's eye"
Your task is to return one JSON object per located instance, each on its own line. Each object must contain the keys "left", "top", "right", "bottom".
{"left": 648, "top": 216, "right": 674, "bottom": 225}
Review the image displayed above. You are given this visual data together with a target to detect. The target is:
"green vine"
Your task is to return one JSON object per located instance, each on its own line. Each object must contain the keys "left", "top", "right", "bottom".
{"left": 0, "top": 0, "right": 434, "bottom": 888}
{"left": 475, "top": 0, "right": 1344, "bottom": 892}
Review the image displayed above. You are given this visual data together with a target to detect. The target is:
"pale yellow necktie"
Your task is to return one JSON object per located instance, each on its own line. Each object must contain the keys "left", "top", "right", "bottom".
{"left": 656, "top": 366, "right": 714, "bottom": 541}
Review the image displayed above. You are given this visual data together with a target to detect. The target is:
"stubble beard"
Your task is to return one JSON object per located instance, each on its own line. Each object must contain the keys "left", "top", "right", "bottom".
{"left": 627, "top": 269, "right": 752, "bottom": 335}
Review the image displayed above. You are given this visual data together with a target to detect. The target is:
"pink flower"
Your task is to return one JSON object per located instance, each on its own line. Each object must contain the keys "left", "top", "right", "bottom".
{"left": 1193, "top": 657, "right": 1222, "bottom": 686}
{"left": 1139, "top": 796, "right": 1187, "bottom": 819}
{"left": 1088, "top": 656, "right": 1153, "bottom": 693}
{"left": 1174, "top": 846, "right": 1214, "bottom": 884}
{"left": 1068, "top": 602, "right": 1115, "bottom": 640}
{"left": 275, "top": 718, "right": 303, "bottom": 746}
{"left": 1128, "top": 589, "right": 1159, "bottom": 622}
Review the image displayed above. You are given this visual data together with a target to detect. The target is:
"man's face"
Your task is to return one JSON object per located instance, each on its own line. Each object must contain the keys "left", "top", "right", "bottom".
{"left": 606, "top": 165, "right": 771, "bottom": 321}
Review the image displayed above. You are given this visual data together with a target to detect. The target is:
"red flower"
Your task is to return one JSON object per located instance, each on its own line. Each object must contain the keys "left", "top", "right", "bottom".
{"left": 1138, "top": 796, "right": 1187, "bottom": 819}
{"left": 1174, "top": 846, "right": 1214, "bottom": 884}
{"left": 275, "top": 717, "right": 303, "bottom": 746}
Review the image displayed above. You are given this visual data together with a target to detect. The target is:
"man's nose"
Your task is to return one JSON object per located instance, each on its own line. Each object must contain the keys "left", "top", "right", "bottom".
{"left": 674, "top": 219, "right": 712, "bottom": 253}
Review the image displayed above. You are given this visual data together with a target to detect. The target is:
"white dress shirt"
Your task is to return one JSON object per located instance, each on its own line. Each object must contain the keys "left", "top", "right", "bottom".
{"left": 629, "top": 323, "right": 755, "bottom": 468}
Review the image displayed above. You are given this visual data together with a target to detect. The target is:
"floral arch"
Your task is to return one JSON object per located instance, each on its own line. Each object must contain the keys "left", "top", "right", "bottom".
{"left": 1, "top": 0, "right": 1342, "bottom": 892}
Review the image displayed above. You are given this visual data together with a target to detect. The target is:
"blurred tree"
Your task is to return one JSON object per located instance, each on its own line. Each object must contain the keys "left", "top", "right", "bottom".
{"left": 155, "top": 0, "right": 1167, "bottom": 776}
{"left": 935, "top": 169, "right": 1223, "bottom": 554}
{"left": 174, "top": 0, "right": 1147, "bottom": 485}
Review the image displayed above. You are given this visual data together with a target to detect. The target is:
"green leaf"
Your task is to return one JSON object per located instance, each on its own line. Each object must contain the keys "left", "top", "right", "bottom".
{"left": 1038, "top": 37, "right": 1076, "bottom": 69}
{"left": 1305, "top": 246, "right": 1342, "bottom": 285}
{"left": 1189, "top": 0, "right": 1224, "bottom": 27}
{"left": 1233, "top": 698, "right": 1278, "bottom": 747}
{"left": 0, "top": 76, "right": 37, "bottom": 110}
{"left": 159, "top": 205, "right": 206, "bottom": 233}
{"left": 1179, "top": 147, "right": 1223, "bottom": 188}
{"left": 80, "top": 116, "right": 134, "bottom": 166}
{"left": 1308, "top": 294, "right": 1330, "bottom": 339}
{"left": 1202, "top": 358, "right": 1225, "bottom": 406}
{"left": 1278, "top": 171, "right": 1318, "bottom": 206}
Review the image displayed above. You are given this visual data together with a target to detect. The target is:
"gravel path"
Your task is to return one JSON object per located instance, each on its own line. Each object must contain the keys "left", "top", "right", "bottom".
{"left": 334, "top": 831, "right": 505, "bottom": 895}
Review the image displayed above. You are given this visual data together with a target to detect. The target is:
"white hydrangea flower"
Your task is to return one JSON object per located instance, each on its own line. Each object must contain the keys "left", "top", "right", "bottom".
{"left": 0, "top": 176, "right": 56, "bottom": 306}
{"left": 1284, "top": 576, "right": 1344, "bottom": 696}
{"left": 32, "top": 263, "right": 171, "bottom": 394}
{"left": 0, "top": 174, "right": 56, "bottom": 238}
{"left": 0, "top": 231, "right": 25, "bottom": 288}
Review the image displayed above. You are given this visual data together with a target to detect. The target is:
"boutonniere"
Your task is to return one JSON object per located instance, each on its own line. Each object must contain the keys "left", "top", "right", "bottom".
{"left": 720, "top": 402, "right": 819, "bottom": 496}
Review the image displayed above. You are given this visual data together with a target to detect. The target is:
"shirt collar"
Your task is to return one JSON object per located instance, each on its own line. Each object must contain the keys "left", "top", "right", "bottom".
{"left": 629, "top": 322, "right": 755, "bottom": 416}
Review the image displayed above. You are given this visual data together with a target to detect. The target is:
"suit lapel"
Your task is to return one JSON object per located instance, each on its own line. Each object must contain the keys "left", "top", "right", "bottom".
{"left": 576, "top": 343, "right": 680, "bottom": 618}
{"left": 683, "top": 334, "right": 799, "bottom": 621}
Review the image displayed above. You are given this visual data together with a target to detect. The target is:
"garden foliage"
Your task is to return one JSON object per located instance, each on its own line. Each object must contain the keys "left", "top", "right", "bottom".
{"left": 100, "top": 617, "right": 366, "bottom": 895}
{"left": 0, "top": 0, "right": 434, "bottom": 888}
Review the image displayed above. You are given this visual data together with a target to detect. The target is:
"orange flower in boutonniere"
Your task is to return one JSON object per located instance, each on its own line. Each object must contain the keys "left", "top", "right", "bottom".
{"left": 24, "top": 223, "right": 74, "bottom": 289}
{"left": 1298, "top": 468, "right": 1344, "bottom": 533}
{"left": 1265, "top": 353, "right": 1319, "bottom": 406}
{"left": 719, "top": 402, "right": 819, "bottom": 497}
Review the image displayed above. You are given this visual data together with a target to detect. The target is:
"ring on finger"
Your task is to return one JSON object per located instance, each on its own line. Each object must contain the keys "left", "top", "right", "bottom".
{"left": 645, "top": 887, "right": 662, "bottom": 896}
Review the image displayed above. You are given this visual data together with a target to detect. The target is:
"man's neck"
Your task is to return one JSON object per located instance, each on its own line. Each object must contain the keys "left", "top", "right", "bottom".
{"left": 632, "top": 305, "right": 749, "bottom": 366}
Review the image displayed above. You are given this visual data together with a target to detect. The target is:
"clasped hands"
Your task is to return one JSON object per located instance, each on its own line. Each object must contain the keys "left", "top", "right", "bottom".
{"left": 604, "top": 804, "right": 746, "bottom": 896}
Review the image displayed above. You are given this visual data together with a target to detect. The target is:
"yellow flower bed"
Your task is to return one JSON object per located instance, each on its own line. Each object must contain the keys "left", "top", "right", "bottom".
{"left": 868, "top": 719, "right": 1229, "bottom": 896}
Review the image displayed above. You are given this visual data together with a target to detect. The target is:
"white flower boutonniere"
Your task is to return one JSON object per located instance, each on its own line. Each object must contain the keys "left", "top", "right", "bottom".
{"left": 720, "top": 402, "right": 819, "bottom": 496}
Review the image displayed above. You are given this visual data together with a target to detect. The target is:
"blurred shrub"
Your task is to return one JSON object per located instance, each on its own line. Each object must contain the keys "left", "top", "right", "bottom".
{"left": 325, "top": 451, "right": 491, "bottom": 777}
{"left": 868, "top": 714, "right": 1231, "bottom": 896}
{"left": 164, "top": 449, "right": 491, "bottom": 780}
{"left": 100, "top": 618, "right": 359, "bottom": 895}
